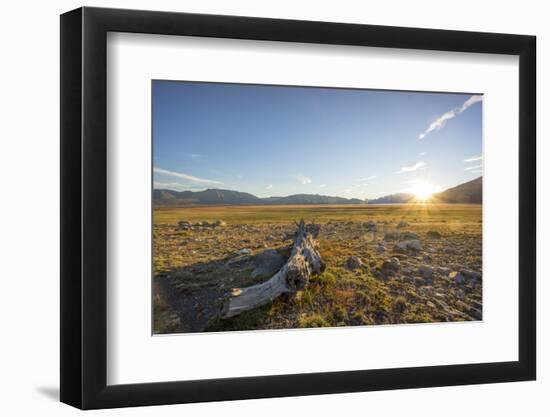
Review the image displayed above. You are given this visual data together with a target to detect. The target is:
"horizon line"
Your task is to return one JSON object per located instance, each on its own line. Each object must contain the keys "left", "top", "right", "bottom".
{"left": 153, "top": 175, "right": 482, "bottom": 201}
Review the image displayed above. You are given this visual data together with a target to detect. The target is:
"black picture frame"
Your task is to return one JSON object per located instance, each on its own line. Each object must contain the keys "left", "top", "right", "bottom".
{"left": 60, "top": 6, "right": 536, "bottom": 410}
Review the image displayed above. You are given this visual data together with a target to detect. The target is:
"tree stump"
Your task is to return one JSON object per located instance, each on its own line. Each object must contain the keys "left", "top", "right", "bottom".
{"left": 221, "top": 220, "right": 325, "bottom": 318}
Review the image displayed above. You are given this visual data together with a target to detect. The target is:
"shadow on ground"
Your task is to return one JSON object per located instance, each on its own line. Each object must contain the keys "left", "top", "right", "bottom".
{"left": 155, "top": 247, "right": 290, "bottom": 334}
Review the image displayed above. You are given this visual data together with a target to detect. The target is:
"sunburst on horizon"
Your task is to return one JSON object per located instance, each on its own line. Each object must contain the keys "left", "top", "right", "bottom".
{"left": 408, "top": 180, "right": 441, "bottom": 202}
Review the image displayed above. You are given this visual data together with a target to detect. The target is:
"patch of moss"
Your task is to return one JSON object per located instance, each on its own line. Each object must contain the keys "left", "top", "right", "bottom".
{"left": 298, "top": 313, "right": 331, "bottom": 328}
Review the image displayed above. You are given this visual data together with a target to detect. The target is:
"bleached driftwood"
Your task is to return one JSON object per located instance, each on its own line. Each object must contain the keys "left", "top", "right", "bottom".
{"left": 221, "top": 220, "right": 325, "bottom": 318}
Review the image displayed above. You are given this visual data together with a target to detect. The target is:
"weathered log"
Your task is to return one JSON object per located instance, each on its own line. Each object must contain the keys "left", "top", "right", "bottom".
{"left": 221, "top": 220, "right": 325, "bottom": 318}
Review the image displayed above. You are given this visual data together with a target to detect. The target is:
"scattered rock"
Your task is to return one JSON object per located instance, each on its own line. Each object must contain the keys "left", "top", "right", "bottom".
{"left": 460, "top": 269, "right": 482, "bottom": 282}
{"left": 407, "top": 239, "right": 422, "bottom": 251}
{"left": 384, "top": 231, "right": 400, "bottom": 241}
{"left": 451, "top": 269, "right": 481, "bottom": 285}
{"left": 418, "top": 265, "right": 434, "bottom": 278}
{"left": 390, "top": 257, "right": 401, "bottom": 270}
{"left": 402, "top": 231, "right": 420, "bottom": 240}
{"left": 178, "top": 219, "right": 228, "bottom": 230}
{"left": 236, "top": 248, "right": 251, "bottom": 256}
{"left": 451, "top": 272, "right": 467, "bottom": 284}
{"left": 375, "top": 244, "right": 386, "bottom": 254}
{"left": 346, "top": 256, "right": 363, "bottom": 270}
{"left": 177, "top": 220, "right": 191, "bottom": 230}
{"left": 394, "top": 239, "right": 422, "bottom": 253}
{"left": 364, "top": 220, "right": 377, "bottom": 232}
{"left": 393, "top": 242, "right": 408, "bottom": 253}
{"left": 397, "top": 221, "right": 409, "bottom": 228}
{"left": 427, "top": 230, "right": 442, "bottom": 239}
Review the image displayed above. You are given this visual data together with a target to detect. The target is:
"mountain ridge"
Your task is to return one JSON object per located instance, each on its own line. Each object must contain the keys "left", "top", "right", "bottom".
{"left": 153, "top": 177, "right": 482, "bottom": 206}
{"left": 153, "top": 189, "right": 366, "bottom": 206}
{"left": 368, "top": 177, "right": 482, "bottom": 204}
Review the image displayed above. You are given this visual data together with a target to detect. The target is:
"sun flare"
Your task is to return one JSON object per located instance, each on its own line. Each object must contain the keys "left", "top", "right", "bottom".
{"left": 409, "top": 181, "right": 441, "bottom": 201}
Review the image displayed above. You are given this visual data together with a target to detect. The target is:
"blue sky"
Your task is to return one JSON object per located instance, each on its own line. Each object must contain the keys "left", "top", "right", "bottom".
{"left": 153, "top": 81, "right": 482, "bottom": 199}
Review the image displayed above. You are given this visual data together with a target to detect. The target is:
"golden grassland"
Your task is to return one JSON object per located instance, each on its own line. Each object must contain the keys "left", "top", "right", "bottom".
{"left": 154, "top": 203, "right": 481, "bottom": 225}
{"left": 153, "top": 204, "right": 482, "bottom": 333}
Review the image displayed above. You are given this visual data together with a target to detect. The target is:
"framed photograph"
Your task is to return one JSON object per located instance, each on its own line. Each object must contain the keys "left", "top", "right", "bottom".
{"left": 60, "top": 7, "right": 536, "bottom": 409}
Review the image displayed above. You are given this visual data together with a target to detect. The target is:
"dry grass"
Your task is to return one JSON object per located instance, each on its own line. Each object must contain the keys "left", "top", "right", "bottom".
{"left": 153, "top": 204, "right": 482, "bottom": 333}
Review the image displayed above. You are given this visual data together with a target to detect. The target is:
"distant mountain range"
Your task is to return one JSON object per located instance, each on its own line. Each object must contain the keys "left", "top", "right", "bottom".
{"left": 153, "top": 177, "right": 482, "bottom": 206}
{"left": 368, "top": 177, "right": 482, "bottom": 204}
{"left": 367, "top": 192, "right": 415, "bottom": 205}
{"left": 153, "top": 189, "right": 365, "bottom": 206}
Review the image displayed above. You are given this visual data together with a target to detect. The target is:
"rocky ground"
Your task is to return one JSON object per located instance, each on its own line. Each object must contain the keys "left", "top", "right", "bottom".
{"left": 153, "top": 207, "right": 482, "bottom": 333}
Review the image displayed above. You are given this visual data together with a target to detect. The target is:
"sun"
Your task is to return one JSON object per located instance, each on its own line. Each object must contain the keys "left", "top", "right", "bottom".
{"left": 409, "top": 181, "right": 440, "bottom": 201}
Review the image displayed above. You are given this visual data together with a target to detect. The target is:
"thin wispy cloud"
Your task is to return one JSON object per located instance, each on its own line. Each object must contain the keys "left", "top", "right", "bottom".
{"left": 153, "top": 181, "right": 205, "bottom": 191}
{"left": 319, "top": 184, "right": 327, "bottom": 188}
{"left": 464, "top": 164, "right": 482, "bottom": 171}
{"left": 356, "top": 175, "right": 377, "bottom": 182}
{"left": 464, "top": 155, "right": 482, "bottom": 162}
{"left": 153, "top": 167, "right": 223, "bottom": 185}
{"left": 419, "top": 152, "right": 427, "bottom": 156}
{"left": 296, "top": 174, "right": 312, "bottom": 185}
{"left": 396, "top": 161, "right": 426, "bottom": 174}
{"left": 265, "top": 184, "right": 273, "bottom": 190}
{"left": 418, "top": 95, "right": 482, "bottom": 140}
{"left": 182, "top": 153, "right": 203, "bottom": 160}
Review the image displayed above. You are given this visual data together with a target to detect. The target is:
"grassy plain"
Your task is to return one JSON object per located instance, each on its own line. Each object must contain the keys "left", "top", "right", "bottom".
{"left": 153, "top": 204, "right": 482, "bottom": 333}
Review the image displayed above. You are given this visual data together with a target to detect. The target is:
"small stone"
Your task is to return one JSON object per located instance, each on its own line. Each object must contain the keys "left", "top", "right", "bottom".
{"left": 375, "top": 244, "right": 386, "bottom": 254}
{"left": 453, "top": 272, "right": 467, "bottom": 284}
{"left": 460, "top": 269, "right": 482, "bottom": 282}
{"left": 390, "top": 257, "right": 401, "bottom": 270}
{"left": 177, "top": 220, "right": 191, "bottom": 230}
{"left": 418, "top": 265, "right": 433, "bottom": 278}
{"left": 393, "top": 242, "right": 408, "bottom": 253}
{"left": 427, "top": 230, "right": 442, "bottom": 239}
{"left": 346, "top": 256, "right": 363, "bottom": 270}
{"left": 407, "top": 239, "right": 422, "bottom": 251}
{"left": 236, "top": 248, "right": 251, "bottom": 256}
{"left": 397, "top": 221, "right": 409, "bottom": 228}
{"left": 384, "top": 231, "right": 400, "bottom": 241}
{"left": 402, "top": 231, "right": 420, "bottom": 240}
{"left": 364, "top": 220, "right": 377, "bottom": 232}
